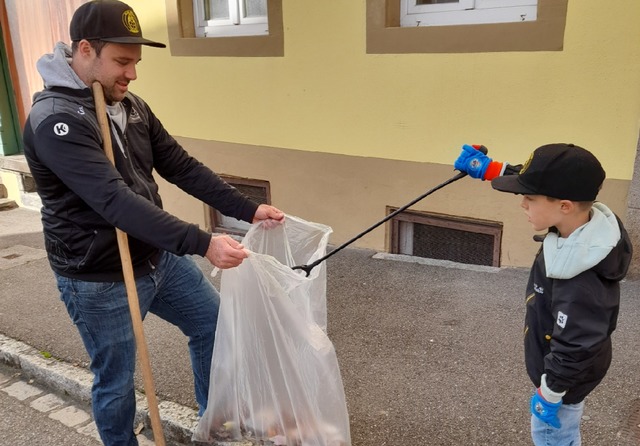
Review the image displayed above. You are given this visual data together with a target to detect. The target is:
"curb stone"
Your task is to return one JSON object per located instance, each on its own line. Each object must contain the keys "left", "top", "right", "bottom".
{"left": 0, "top": 333, "right": 206, "bottom": 445}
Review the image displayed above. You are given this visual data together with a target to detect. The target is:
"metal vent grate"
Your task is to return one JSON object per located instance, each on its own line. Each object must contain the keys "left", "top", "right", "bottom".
{"left": 389, "top": 209, "right": 502, "bottom": 267}
{"left": 412, "top": 223, "right": 496, "bottom": 266}
{"left": 209, "top": 176, "right": 271, "bottom": 235}
{"left": 233, "top": 183, "right": 268, "bottom": 205}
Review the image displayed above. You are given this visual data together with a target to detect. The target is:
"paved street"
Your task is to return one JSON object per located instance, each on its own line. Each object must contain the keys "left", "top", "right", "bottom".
{"left": 0, "top": 360, "right": 153, "bottom": 445}
{"left": 1, "top": 206, "right": 639, "bottom": 445}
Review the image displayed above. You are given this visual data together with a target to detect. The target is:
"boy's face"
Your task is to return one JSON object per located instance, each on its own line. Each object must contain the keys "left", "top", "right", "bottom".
{"left": 520, "top": 195, "right": 564, "bottom": 233}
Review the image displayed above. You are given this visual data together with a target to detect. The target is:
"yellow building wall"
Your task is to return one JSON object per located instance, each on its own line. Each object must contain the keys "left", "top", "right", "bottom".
{"left": 0, "top": 172, "right": 20, "bottom": 204}
{"left": 128, "top": 0, "right": 640, "bottom": 180}
{"left": 116, "top": 0, "right": 640, "bottom": 267}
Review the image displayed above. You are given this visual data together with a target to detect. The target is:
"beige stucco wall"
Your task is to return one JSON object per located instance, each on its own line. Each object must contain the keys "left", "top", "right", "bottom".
{"left": 158, "top": 138, "right": 629, "bottom": 268}
{"left": 0, "top": 171, "right": 20, "bottom": 204}
{"left": 129, "top": 1, "right": 640, "bottom": 175}
{"left": 114, "top": 1, "right": 640, "bottom": 266}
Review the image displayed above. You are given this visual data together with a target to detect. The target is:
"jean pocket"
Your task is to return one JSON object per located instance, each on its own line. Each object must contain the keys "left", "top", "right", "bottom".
{"left": 70, "top": 279, "right": 117, "bottom": 297}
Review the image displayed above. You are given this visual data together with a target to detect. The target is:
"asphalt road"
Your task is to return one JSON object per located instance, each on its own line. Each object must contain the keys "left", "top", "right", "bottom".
{"left": 1, "top": 207, "right": 639, "bottom": 445}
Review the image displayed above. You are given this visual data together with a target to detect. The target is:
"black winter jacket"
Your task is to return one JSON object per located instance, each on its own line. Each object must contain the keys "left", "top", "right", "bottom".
{"left": 524, "top": 211, "right": 632, "bottom": 404}
{"left": 23, "top": 85, "right": 258, "bottom": 281}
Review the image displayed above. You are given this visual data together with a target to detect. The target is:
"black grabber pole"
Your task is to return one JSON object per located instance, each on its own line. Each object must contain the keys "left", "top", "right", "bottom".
{"left": 292, "top": 170, "right": 467, "bottom": 276}
{"left": 291, "top": 145, "right": 488, "bottom": 277}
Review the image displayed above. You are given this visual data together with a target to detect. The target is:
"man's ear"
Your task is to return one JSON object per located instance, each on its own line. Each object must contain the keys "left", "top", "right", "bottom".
{"left": 76, "top": 39, "right": 94, "bottom": 57}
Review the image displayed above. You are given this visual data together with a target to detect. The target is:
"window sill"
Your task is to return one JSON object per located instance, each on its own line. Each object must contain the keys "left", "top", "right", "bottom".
{"left": 166, "top": 0, "right": 283, "bottom": 57}
{"left": 367, "top": 0, "right": 568, "bottom": 54}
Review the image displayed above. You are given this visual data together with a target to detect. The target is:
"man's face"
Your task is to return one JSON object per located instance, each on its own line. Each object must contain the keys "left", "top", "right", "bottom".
{"left": 89, "top": 43, "right": 142, "bottom": 104}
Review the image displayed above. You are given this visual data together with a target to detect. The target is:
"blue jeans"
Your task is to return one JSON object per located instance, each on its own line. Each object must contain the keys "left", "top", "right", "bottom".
{"left": 55, "top": 252, "right": 219, "bottom": 446}
{"left": 531, "top": 400, "right": 585, "bottom": 446}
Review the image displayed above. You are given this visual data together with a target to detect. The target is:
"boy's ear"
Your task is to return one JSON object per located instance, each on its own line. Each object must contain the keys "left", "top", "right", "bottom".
{"left": 559, "top": 200, "right": 574, "bottom": 213}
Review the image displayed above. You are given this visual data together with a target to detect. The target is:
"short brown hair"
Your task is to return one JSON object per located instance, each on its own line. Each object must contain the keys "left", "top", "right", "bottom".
{"left": 545, "top": 196, "right": 594, "bottom": 211}
{"left": 71, "top": 39, "right": 109, "bottom": 56}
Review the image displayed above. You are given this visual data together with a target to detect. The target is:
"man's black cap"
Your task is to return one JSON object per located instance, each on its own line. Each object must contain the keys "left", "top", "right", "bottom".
{"left": 70, "top": 0, "right": 166, "bottom": 48}
{"left": 491, "top": 143, "right": 605, "bottom": 201}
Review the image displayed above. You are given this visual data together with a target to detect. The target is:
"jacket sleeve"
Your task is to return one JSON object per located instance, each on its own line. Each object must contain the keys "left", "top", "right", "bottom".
{"left": 136, "top": 97, "right": 259, "bottom": 224}
{"left": 32, "top": 113, "right": 212, "bottom": 257}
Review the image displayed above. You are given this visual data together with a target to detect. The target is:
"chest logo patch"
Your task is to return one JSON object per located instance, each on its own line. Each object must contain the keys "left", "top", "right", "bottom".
{"left": 556, "top": 311, "right": 568, "bottom": 329}
{"left": 130, "top": 107, "right": 142, "bottom": 123}
{"left": 54, "top": 123, "right": 69, "bottom": 136}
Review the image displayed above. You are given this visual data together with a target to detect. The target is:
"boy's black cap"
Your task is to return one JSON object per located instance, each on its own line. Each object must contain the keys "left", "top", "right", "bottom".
{"left": 70, "top": 0, "right": 166, "bottom": 48}
{"left": 491, "top": 143, "right": 605, "bottom": 201}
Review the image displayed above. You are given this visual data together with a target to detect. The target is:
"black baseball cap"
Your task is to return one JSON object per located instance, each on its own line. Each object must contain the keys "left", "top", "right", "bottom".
{"left": 70, "top": 0, "right": 166, "bottom": 48}
{"left": 491, "top": 143, "right": 605, "bottom": 201}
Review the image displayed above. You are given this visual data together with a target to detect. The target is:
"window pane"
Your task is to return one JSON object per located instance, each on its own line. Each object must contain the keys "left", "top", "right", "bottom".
{"left": 244, "top": 0, "right": 267, "bottom": 18}
{"left": 206, "top": 0, "right": 229, "bottom": 20}
{"left": 417, "top": 0, "right": 460, "bottom": 4}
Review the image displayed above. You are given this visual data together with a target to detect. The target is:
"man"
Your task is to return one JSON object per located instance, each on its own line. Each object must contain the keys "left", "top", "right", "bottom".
{"left": 22, "top": 1, "right": 284, "bottom": 445}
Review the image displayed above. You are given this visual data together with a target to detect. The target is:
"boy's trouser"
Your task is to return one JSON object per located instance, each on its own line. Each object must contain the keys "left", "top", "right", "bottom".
{"left": 531, "top": 400, "right": 585, "bottom": 446}
{"left": 56, "top": 252, "right": 219, "bottom": 446}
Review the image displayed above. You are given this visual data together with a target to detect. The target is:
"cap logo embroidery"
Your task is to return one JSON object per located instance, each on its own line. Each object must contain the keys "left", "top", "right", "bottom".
{"left": 520, "top": 152, "right": 534, "bottom": 175}
{"left": 122, "top": 10, "right": 140, "bottom": 34}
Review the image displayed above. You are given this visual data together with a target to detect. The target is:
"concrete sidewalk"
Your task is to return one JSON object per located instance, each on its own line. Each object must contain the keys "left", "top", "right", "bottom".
{"left": 1, "top": 207, "right": 639, "bottom": 445}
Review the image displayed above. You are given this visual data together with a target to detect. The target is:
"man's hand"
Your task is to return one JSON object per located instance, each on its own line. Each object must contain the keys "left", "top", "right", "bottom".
{"left": 204, "top": 234, "right": 249, "bottom": 269}
{"left": 252, "top": 204, "right": 285, "bottom": 229}
{"left": 530, "top": 374, "right": 566, "bottom": 429}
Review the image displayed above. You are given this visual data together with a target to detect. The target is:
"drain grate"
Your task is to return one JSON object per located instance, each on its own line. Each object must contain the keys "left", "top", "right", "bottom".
{"left": 0, "top": 245, "right": 47, "bottom": 270}
{"left": 620, "top": 398, "right": 640, "bottom": 444}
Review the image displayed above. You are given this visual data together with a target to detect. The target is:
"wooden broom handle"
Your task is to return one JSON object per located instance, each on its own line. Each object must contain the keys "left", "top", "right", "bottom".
{"left": 92, "top": 82, "right": 166, "bottom": 446}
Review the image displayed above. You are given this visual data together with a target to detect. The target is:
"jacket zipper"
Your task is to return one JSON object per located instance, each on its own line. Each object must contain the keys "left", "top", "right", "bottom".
{"left": 111, "top": 114, "right": 155, "bottom": 202}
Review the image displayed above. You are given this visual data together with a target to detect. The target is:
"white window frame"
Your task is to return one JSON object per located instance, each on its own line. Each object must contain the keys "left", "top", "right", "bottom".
{"left": 400, "top": 0, "right": 538, "bottom": 27}
{"left": 193, "top": 0, "right": 269, "bottom": 37}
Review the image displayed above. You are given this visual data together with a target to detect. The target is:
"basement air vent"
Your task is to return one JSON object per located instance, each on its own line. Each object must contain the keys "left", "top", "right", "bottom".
{"left": 388, "top": 208, "right": 502, "bottom": 267}
{"left": 209, "top": 176, "right": 270, "bottom": 236}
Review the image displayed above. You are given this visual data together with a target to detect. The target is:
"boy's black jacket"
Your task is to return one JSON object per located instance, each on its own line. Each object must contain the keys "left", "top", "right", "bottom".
{"left": 524, "top": 217, "right": 632, "bottom": 404}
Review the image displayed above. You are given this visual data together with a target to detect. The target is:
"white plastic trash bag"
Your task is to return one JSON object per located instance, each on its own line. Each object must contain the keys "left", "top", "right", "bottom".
{"left": 193, "top": 215, "right": 351, "bottom": 446}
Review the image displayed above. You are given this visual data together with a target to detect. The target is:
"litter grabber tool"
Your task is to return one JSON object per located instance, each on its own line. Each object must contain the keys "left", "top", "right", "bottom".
{"left": 292, "top": 145, "right": 488, "bottom": 277}
{"left": 93, "top": 82, "right": 166, "bottom": 446}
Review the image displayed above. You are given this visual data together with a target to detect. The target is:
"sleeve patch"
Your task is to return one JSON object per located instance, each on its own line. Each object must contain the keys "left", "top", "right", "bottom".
{"left": 53, "top": 123, "right": 70, "bottom": 136}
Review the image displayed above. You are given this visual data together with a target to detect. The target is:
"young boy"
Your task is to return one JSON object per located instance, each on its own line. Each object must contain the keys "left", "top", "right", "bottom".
{"left": 454, "top": 143, "right": 633, "bottom": 445}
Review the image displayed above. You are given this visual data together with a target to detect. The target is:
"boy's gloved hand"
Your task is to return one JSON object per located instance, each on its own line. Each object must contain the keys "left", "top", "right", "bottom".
{"left": 454, "top": 144, "right": 505, "bottom": 180}
{"left": 530, "top": 374, "right": 566, "bottom": 429}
